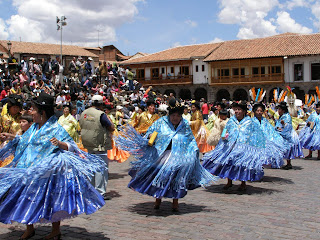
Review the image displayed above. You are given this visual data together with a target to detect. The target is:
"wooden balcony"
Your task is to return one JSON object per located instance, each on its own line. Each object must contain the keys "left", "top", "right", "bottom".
{"left": 210, "top": 73, "right": 284, "bottom": 86}
{"left": 137, "top": 75, "right": 193, "bottom": 86}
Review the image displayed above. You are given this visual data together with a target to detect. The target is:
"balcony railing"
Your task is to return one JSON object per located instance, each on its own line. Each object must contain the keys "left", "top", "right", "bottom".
{"left": 137, "top": 75, "right": 193, "bottom": 86}
{"left": 210, "top": 73, "right": 284, "bottom": 85}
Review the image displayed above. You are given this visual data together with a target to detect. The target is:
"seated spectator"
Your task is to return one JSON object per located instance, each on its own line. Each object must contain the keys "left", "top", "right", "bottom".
{"left": 10, "top": 82, "right": 21, "bottom": 95}
{"left": 0, "top": 86, "right": 9, "bottom": 103}
{"left": 32, "top": 85, "right": 41, "bottom": 97}
{"left": 19, "top": 71, "right": 29, "bottom": 87}
{"left": 56, "top": 92, "right": 66, "bottom": 105}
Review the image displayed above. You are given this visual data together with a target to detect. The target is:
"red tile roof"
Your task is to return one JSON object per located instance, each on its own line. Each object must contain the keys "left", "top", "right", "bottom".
{"left": 122, "top": 43, "right": 222, "bottom": 64}
{"left": 204, "top": 33, "right": 320, "bottom": 61}
{"left": 116, "top": 53, "right": 130, "bottom": 60}
{"left": 121, "top": 33, "right": 320, "bottom": 65}
{"left": 0, "top": 40, "right": 98, "bottom": 57}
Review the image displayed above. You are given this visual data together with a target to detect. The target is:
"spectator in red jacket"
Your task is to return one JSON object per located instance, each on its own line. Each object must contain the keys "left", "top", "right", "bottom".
{"left": 201, "top": 99, "right": 209, "bottom": 121}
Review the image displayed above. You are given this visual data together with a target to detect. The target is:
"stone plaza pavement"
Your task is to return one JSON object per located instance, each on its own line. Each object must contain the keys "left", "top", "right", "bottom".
{"left": 0, "top": 150, "right": 320, "bottom": 240}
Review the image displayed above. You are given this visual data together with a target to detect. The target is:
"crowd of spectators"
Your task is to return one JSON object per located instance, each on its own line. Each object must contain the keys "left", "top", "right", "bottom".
{"left": 2, "top": 53, "right": 302, "bottom": 130}
{"left": 0, "top": 53, "right": 141, "bottom": 114}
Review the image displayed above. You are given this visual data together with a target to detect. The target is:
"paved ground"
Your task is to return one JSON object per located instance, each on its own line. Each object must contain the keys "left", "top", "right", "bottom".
{"left": 1, "top": 149, "right": 320, "bottom": 240}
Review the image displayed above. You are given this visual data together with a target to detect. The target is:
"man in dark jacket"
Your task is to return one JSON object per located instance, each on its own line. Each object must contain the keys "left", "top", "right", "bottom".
{"left": 85, "top": 57, "right": 93, "bottom": 78}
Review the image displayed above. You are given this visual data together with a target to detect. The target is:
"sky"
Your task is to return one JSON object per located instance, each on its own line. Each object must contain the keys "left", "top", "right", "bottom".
{"left": 0, "top": 0, "right": 319, "bottom": 56}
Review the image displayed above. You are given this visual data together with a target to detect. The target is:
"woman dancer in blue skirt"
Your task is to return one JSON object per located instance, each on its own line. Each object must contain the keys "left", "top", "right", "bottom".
{"left": 252, "top": 103, "right": 286, "bottom": 168}
{"left": 0, "top": 92, "right": 105, "bottom": 240}
{"left": 202, "top": 101, "right": 280, "bottom": 191}
{"left": 299, "top": 102, "right": 320, "bottom": 159}
{"left": 275, "top": 102, "right": 303, "bottom": 170}
{"left": 115, "top": 98, "right": 217, "bottom": 211}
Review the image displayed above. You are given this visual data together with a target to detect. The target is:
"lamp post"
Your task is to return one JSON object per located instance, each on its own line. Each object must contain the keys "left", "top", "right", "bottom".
{"left": 56, "top": 16, "right": 67, "bottom": 64}
{"left": 7, "top": 40, "right": 12, "bottom": 57}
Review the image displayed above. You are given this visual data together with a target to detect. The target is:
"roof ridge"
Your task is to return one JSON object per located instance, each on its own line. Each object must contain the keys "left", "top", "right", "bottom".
{"left": 169, "top": 41, "right": 223, "bottom": 48}
{"left": 0, "top": 39, "right": 95, "bottom": 49}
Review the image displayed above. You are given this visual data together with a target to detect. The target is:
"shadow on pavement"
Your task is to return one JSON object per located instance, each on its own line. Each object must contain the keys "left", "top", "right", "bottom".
{"left": 107, "top": 190, "right": 121, "bottom": 199}
{"left": 205, "top": 184, "right": 282, "bottom": 195}
{"left": 128, "top": 201, "right": 216, "bottom": 217}
{"left": 303, "top": 157, "right": 320, "bottom": 161}
{"left": 292, "top": 166, "right": 303, "bottom": 170}
{"left": 108, "top": 172, "right": 127, "bottom": 180}
{"left": 258, "top": 176, "right": 294, "bottom": 184}
{"left": 0, "top": 225, "right": 110, "bottom": 240}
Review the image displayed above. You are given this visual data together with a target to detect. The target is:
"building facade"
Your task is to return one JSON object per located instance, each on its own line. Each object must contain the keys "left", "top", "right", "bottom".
{"left": 123, "top": 33, "right": 320, "bottom": 102}
{"left": 0, "top": 40, "right": 99, "bottom": 75}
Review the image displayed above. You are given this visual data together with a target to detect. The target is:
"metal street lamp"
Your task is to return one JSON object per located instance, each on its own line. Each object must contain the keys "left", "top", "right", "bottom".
{"left": 56, "top": 16, "right": 67, "bottom": 63}
{"left": 7, "top": 40, "right": 12, "bottom": 56}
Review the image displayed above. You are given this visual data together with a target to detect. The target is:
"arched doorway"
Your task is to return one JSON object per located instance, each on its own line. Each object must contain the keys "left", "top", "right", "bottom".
{"left": 269, "top": 87, "right": 283, "bottom": 102}
{"left": 164, "top": 89, "right": 176, "bottom": 97}
{"left": 233, "top": 88, "right": 248, "bottom": 101}
{"left": 179, "top": 89, "right": 192, "bottom": 100}
{"left": 194, "top": 88, "right": 207, "bottom": 101}
{"left": 292, "top": 87, "right": 305, "bottom": 101}
{"left": 216, "top": 89, "right": 230, "bottom": 101}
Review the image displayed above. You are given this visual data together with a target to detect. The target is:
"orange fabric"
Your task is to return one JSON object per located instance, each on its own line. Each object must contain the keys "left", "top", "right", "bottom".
{"left": 107, "top": 145, "right": 130, "bottom": 163}
{"left": 77, "top": 142, "right": 88, "bottom": 152}
{"left": 133, "top": 112, "right": 160, "bottom": 134}
{"left": 108, "top": 129, "right": 130, "bottom": 163}
{"left": 0, "top": 155, "right": 14, "bottom": 167}
{"left": 190, "top": 110, "right": 214, "bottom": 153}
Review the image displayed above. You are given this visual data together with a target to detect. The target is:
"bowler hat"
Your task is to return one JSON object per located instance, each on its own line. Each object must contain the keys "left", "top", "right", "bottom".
{"left": 8, "top": 94, "right": 23, "bottom": 107}
{"left": 167, "top": 98, "right": 184, "bottom": 115}
{"left": 233, "top": 100, "right": 248, "bottom": 111}
{"left": 33, "top": 92, "right": 54, "bottom": 106}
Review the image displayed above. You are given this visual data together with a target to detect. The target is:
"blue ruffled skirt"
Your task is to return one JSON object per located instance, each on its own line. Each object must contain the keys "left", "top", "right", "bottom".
{"left": 264, "top": 140, "right": 285, "bottom": 168}
{"left": 128, "top": 150, "right": 215, "bottom": 199}
{"left": 202, "top": 140, "right": 265, "bottom": 181}
{"left": 281, "top": 130, "right": 304, "bottom": 159}
{"left": 0, "top": 152, "right": 105, "bottom": 225}
{"left": 299, "top": 126, "right": 320, "bottom": 151}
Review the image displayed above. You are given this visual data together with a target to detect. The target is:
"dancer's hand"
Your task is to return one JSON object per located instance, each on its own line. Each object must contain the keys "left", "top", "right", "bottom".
{"left": 50, "top": 137, "right": 60, "bottom": 146}
{"left": 50, "top": 137, "right": 69, "bottom": 150}
{"left": 0, "top": 133, "right": 15, "bottom": 141}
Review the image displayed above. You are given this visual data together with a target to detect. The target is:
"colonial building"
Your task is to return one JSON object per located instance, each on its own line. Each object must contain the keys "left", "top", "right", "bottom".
{"left": 122, "top": 43, "right": 222, "bottom": 99}
{"left": 0, "top": 40, "right": 99, "bottom": 70}
{"left": 205, "top": 33, "right": 320, "bottom": 102}
{"left": 123, "top": 33, "right": 320, "bottom": 102}
{"left": 99, "top": 45, "right": 130, "bottom": 62}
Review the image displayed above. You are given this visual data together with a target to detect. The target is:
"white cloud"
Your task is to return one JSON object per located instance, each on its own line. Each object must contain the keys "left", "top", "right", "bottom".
{"left": 276, "top": 11, "right": 313, "bottom": 33}
{"left": 6, "top": 0, "right": 142, "bottom": 46}
{"left": 209, "top": 37, "right": 223, "bottom": 43}
{"left": 0, "top": 18, "right": 9, "bottom": 40}
{"left": 311, "top": 2, "right": 320, "bottom": 30}
{"left": 172, "top": 42, "right": 181, "bottom": 48}
{"left": 185, "top": 20, "right": 198, "bottom": 27}
{"left": 237, "top": 18, "right": 278, "bottom": 39}
{"left": 286, "top": 0, "right": 311, "bottom": 10}
{"left": 218, "top": 0, "right": 279, "bottom": 24}
{"left": 218, "top": 0, "right": 279, "bottom": 39}
{"left": 217, "top": 0, "right": 315, "bottom": 39}
{"left": 7, "top": 15, "right": 43, "bottom": 42}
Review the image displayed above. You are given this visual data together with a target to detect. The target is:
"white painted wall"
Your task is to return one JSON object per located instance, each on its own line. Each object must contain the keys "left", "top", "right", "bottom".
{"left": 192, "top": 59, "right": 209, "bottom": 84}
{"left": 145, "top": 67, "right": 151, "bottom": 79}
{"left": 284, "top": 55, "right": 320, "bottom": 83}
